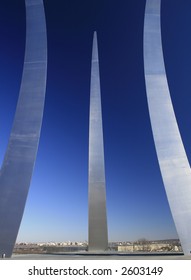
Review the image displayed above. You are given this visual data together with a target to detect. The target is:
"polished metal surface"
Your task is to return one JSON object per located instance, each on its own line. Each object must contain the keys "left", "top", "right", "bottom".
{"left": 144, "top": 0, "right": 191, "bottom": 255}
{"left": 88, "top": 32, "right": 108, "bottom": 251}
{"left": 0, "top": 0, "right": 47, "bottom": 257}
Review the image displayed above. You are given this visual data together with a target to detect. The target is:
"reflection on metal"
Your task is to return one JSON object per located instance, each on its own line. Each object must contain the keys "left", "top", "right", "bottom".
{"left": 144, "top": 0, "right": 191, "bottom": 255}
{"left": 88, "top": 31, "right": 108, "bottom": 251}
{"left": 0, "top": 0, "right": 47, "bottom": 257}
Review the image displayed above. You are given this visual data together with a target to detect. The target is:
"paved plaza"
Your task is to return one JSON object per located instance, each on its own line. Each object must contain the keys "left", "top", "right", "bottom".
{"left": 10, "top": 252, "right": 191, "bottom": 260}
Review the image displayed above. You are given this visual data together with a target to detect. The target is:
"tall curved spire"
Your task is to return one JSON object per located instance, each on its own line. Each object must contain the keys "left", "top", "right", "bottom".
{"left": 144, "top": 0, "right": 191, "bottom": 255}
{"left": 0, "top": 0, "right": 47, "bottom": 257}
{"left": 88, "top": 31, "right": 108, "bottom": 251}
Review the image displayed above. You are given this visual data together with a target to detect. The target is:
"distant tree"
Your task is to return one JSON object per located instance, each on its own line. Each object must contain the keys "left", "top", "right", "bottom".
{"left": 135, "top": 238, "right": 150, "bottom": 252}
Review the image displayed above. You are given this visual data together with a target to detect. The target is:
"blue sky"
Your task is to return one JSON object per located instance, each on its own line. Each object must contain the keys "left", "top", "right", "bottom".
{"left": 1, "top": 0, "right": 191, "bottom": 243}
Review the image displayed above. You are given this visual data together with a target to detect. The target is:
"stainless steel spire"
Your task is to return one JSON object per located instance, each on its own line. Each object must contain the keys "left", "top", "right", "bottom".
{"left": 144, "top": 0, "right": 191, "bottom": 255}
{"left": 0, "top": 0, "right": 47, "bottom": 257}
{"left": 88, "top": 31, "right": 108, "bottom": 251}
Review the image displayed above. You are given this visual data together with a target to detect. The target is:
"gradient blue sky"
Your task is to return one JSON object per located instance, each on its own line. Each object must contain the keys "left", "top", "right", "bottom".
{"left": 0, "top": 0, "right": 191, "bottom": 243}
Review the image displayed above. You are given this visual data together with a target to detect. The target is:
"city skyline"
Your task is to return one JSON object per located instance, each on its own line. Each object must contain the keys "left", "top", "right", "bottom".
{"left": 0, "top": 0, "right": 191, "bottom": 243}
